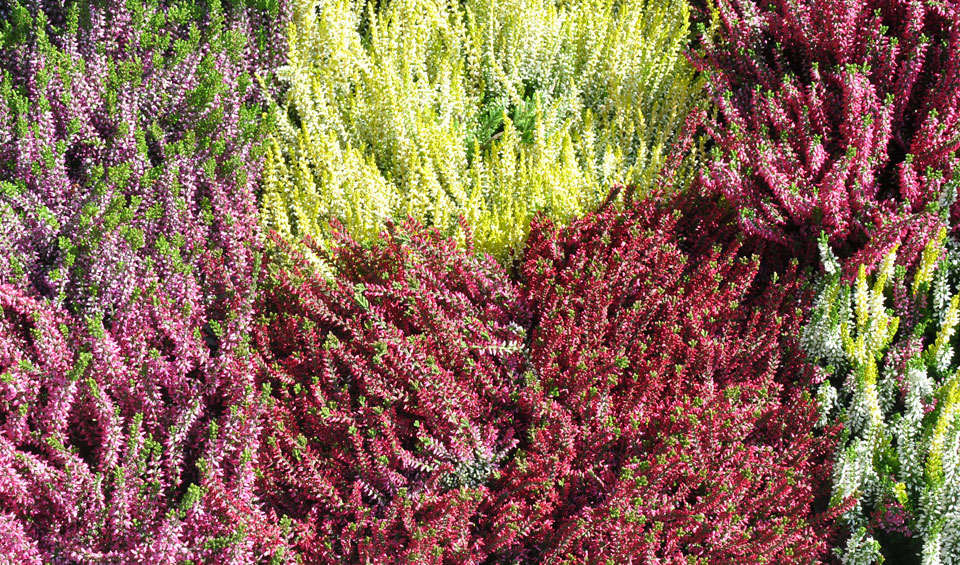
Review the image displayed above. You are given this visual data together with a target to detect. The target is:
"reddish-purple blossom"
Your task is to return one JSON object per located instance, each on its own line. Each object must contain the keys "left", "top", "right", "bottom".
{"left": 255, "top": 188, "right": 842, "bottom": 562}
{"left": 486, "top": 188, "right": 838, "bottom": 562}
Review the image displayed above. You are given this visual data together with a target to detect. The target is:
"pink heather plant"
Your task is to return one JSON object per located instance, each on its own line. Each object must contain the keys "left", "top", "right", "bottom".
{"left": 695, "top": 0, "right": 960, "bottom": 250}
{"left": 0, "top": 0, "right": 287, "bottom": 560}
{"left": 254, "top": 222, "right": 527, "bottom": 563}
{"left": 0, "top": 285, "right": 73, "bottom": 564}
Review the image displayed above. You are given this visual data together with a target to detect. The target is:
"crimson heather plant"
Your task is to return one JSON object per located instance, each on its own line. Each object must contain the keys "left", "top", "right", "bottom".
{"left": 0, "top": 0, "right": 287, "bottom": 560}
{"left": 491, "top": 187, "right": 840, "bottom": 563}
{"left": 255, "top": 186, "right": 845, "bottom": 562}
{"left": 254, "top": 221, "right": 528, "bottom": 563}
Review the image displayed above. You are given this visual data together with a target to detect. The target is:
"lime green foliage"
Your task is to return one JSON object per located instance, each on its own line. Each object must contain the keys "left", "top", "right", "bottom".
{"left": 803, "top": 230, "right": 960, "bottom": 563}
{"left": 262, "top": 0, "right": 703, "bottom": 265}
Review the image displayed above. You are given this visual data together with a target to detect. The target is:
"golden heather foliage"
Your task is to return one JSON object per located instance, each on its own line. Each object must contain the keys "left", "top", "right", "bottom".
{"left": 261, "top": 0, "right": 703, "bottom": 264}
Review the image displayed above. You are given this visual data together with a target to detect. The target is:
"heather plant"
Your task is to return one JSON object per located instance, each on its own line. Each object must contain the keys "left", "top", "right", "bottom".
{"left": 254, "top": 222, "right": 527, "bottom": 563}
{"left": 803, "top": 226, "right": 960, "bottom": 564}
{"left": 481, "top": 188, "right": 837, "bottom": 562}
{"left": 696, "top": 0, "right": 960, "bottom": 250}
{"left": 261, "top": 0, "right": 704, "bottom": 265}
{"left": 0, "top": 0, "right": 286, "bottom": 559}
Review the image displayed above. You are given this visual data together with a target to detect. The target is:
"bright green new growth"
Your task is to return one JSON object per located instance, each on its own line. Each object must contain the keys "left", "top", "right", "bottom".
{"left": 262, "top": 0, "right": 702, "bottom": 265}
{"left": 802, "top": 231, "right": 960, "bottom": 564}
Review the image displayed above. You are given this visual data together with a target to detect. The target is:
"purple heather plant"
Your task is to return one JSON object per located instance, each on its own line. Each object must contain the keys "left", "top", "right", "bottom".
{"left": 695, "top": 0, "right": 960, "bottom": 251}
{"left": 0, "top": 0, "right": 287, "bottom": 560}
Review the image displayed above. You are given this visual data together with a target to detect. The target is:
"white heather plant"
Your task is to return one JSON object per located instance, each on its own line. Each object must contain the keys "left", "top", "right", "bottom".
{"left": 803, "top": 230, "right": 960, "bottom": 565}
{"left": 261, "top": 0, "right": 703, "bottom": 265}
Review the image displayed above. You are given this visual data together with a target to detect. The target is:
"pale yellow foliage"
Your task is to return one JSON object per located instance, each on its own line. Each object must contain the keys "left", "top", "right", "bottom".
{"left": 262, "top": 0, "right": 703, "bottom": 265}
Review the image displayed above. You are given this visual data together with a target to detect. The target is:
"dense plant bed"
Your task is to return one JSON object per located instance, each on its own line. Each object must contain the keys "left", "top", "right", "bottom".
{"left": 1, "top": 0, "right": 958, "bottom": 562}
{"left": 253, "top": 189, "right": 840, "bottom": 562}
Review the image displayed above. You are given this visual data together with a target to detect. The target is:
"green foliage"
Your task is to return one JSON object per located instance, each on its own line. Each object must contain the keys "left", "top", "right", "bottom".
{"left": 262, "top": 0, "right": 703, "bottom": 266}
{"left": 803, "top": 229, "right": 960, "bottom": 564}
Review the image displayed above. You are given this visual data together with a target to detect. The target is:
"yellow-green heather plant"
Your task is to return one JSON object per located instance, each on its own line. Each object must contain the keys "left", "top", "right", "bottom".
{"left": 261, "top": 0, "right": 703, "bottom": 265}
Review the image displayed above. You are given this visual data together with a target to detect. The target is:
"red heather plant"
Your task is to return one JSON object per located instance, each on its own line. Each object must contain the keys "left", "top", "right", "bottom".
{"left": 695, "top": 0, "right": 960, "bottom": 250}
{"left": 486, "top": 188, "right": 838, "bottom": 562}
{"left": 0, "top": 0, "right": 287, "bottom": 560}
{"left": 254, "top": 222, "right": 527, "bottom": 563}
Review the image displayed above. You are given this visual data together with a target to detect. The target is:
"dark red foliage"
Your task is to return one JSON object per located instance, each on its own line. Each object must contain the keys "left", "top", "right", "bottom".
{"left": 254, "top": 191, "right": 841, "bottom": 563}
{"left": 695, "top": 0, "right": 960, "bottom": 250}
{"left": 254, "top": 223, "right": 528, "bottom": 563}
{"left": 484, "top": 189, "right": 838, "bottom": 563}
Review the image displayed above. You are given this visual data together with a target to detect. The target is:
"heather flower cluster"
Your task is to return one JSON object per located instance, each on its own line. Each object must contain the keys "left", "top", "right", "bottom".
{"left": 495, "top": 189, "right": 835, "bottom": 562}
{"left": 261, "top": 0, "right": 704, "bottom": 264}
{"left": 252, "top": 192, "right": 838, "bottom": 562}
{"left": 2, "top": 0, "right": 959, "bottom": 562}
{"left": 254, "top": 223, "right": 527, "bottom": 562}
